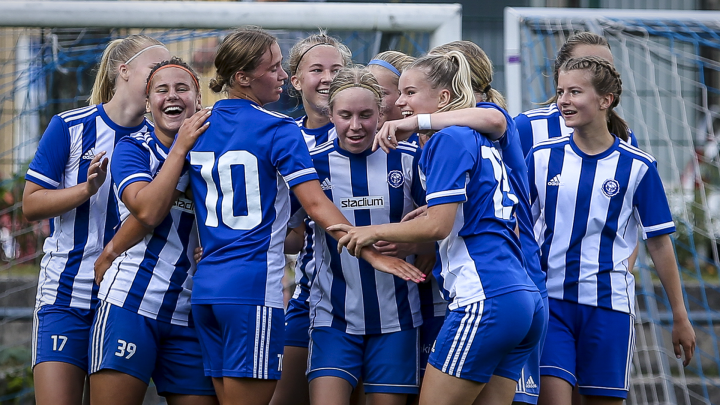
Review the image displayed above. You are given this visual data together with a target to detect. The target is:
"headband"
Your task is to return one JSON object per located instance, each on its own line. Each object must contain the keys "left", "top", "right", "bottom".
{"left": 296, "top": 42, "right": 334, "bottom": 71}
{"left": 333, "top": 82, "right": 383, "bottom": 100}
{"left": 146, "top": 64, "right": 200, "bottom": 95}
{"left": 125, "top": 44, "right": 168, "bottom": 65}
{"left": 367, "top": 59, "right": 401, "bottom": 77}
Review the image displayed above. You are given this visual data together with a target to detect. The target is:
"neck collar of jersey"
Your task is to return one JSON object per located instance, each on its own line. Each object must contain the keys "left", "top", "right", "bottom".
{"left": 299, "top": 116, "right": 334, "bottom": 134}
{"left": 569, "top": 132, "right": 620, "bottom": 160}
{"left": 333, "top": 137, "right": 376, "bottom": 158}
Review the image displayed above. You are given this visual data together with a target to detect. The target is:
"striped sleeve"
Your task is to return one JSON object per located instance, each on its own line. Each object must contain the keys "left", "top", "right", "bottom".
{"left": 111, "top": 138, "right": 153, "bottom": 201}
{"left": 421, "top": 130, "right": 472, "bottom": 207}
{"left": 272, "top": 120, "right": 319, "bottom": 187}
{"left": 633, "top": 162, "right": 675, "bottom": 239}
{"left": 26, "top": 116, "right": 71, "bottom": 189}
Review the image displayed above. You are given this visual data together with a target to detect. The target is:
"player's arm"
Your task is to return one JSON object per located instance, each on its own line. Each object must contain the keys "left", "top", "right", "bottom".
{"left": 646, "top": 234, "right": 695, "bottom": 366}
{"left": 95, "top": 215, "right": 153, "bottom": 285}
{"left": 292, "top": 180, "right": 424, "bottom": 283}
{"left": 285, "top": 225, "right": 305, "bottom": 255}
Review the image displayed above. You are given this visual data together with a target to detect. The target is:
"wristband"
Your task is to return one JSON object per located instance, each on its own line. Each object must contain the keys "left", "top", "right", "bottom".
{"left": 417, "top": 114, "right": 432, "bottom": 131}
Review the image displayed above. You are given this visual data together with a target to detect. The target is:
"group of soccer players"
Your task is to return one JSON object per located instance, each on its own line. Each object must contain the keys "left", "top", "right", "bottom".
{"left": 24, "top": 25, "right": 696, "bottom": 405}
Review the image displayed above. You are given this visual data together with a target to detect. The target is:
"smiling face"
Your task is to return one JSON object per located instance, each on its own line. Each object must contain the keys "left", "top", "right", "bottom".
{"left": 396, "top": 68, "right": 449, "bottom": 118}
{"left": 368, "top": 65, "right": 402, "bottom": 126}
{"left": 291, "top": 45, "right": 344, "bottom": 115}
{"left": 238, "top": 42, "right": 288, "bottom": 106}
{"left": 331, "top": 87, "right": 380, "bottom": 154}
{"left": 147, "top": 66, "right": 201, "bottom": 143}
{"left": 556, "top": 68, "right": 612, "bottom": 130}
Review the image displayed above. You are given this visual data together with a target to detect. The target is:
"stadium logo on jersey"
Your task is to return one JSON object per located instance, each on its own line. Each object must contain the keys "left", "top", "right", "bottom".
{"left": 173, "top": 196, "right": 194, "bottom": 213}
{"left": 82, "top": 149, "right": 96, "bottom": 160}
{"left": 320, "top": 178, "right": 333, "bottom": 191}
{"left": 602, "top": 179, "right": 620, "bottom": 197}
{"left": 547, "top": 174, "right": 561, "bottom": 186}
{"left": 339, "top": 196, "right": 385, "bottom": 210}
{"left": 387, "top": 170, "right": 405, "bottom": 188}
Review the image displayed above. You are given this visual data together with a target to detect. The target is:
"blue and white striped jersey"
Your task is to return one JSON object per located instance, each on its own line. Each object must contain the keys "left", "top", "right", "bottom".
{"left": 291, "top": 117, "right": 338, "bottom": 306}
{"left": 527, "top": 135, "right": 675, "bottom": 314}
{"left": 188, "top": 99, "right": 318, "bottom": 309}
{"left": 479, "top": 102, "right": 547, "bottom": 299}
{"left": 26, "top": 105, "right": 151, "bottom": 309}
{"left": 418, "top": 275, "right": 447, "bottom": 319}
{"left": 99, "top": 132, "right": 198, "bottom": 326}
{"left": 515, "top": 104, "right": 637, "bottom": 157}
{"left": 308, "top": 138, "right": 425, "bottom": 335}
{"left": 421, "top": 126, "right": 536, "bottom": 311}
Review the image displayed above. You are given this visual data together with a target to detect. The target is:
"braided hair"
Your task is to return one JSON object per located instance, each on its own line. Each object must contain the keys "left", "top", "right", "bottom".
{"left": 558, "top": 56, "right": 629, "bottom": 142}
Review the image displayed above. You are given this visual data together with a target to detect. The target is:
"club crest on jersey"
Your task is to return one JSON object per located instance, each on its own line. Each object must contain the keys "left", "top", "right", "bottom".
{"left": 387, "top": 170, "right": 404, "bottom": 188}
{"left": 602, "top": 179, "right": 620, "bottom": 197}
{"left": 340, "top": 196, "right": 385, "bottom": 210}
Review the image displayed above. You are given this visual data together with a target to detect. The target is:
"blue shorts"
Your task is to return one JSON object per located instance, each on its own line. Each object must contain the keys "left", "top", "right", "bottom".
{"left": 513, "top": 296, "right": 549, "bottom": 404}
{"left": 192, "top": 303, "right": 284, "bottom": 379}
{"left": 540, "top": 299, "right": 634, "bottom": 399}
{"left": 419, "top": 315, "right": 444, "bottom": 377}
{"left": 284, "top": 298, "right": 310, "bottom": 348}
{"left": 428, "top": 290, "right": 545, "bottom": 383}
{"left": 32, "top": 304, "right": 94, "bottom": 371}
{"left": 308, "top": 326, "right": 419, "bottom": 394}
{"left": 89, "top": 301, "right": 214, "bottom": 396}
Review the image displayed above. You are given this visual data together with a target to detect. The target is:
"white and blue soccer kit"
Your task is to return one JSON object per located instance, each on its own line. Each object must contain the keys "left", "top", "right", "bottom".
{"left": 420, "top": 125, "right": 544, "bottom": 384}
{"left": 26, "top": 104, "right": 151, "bottom": 370}
{"left": 515, "top": 104, "right": 638, "bottom": 157}
{"left": 89, "top": 131, "right": 213, "bottom": 395}
{"left": 527, "top": 135, "right": 675, "bottom": 398}
{"left": 187, "top": 99, "right": 318, "bottom": 379}
{"left": 285, "top": 116, "right": 337, "bottom": 348}
{"left": 306, "top": 139, "right": 425, "bottom": 394}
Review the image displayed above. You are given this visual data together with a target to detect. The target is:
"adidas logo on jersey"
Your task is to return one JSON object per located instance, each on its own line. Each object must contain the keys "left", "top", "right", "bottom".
{"left": 320, "top": 178, "right": 333, "bottom": 191}
{"left": 81, "top": 149, "right": 96, "bottom": 160}
{"left": 547, "top": 174, "right": 561, "bottom": 186}
{"left": 525, "top": 376, "right": 537, "bottom": 389}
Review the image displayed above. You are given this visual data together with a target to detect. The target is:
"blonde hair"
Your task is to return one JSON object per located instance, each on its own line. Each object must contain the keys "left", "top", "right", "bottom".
{"left": 88, "top": 35, "right": 164, "bottom": 105}
{"left": 369, "top": 51, "right": 415, "bottom": 86}
{"left": 430, "top": 41, "right": 506, "bottom": 110}
{"left": 559, "top": 56, "right": 629, "bottom": 142}
{"left": 406, "top": 51, "right": 476, "bottom": 113}
{"left": 287, "top": 30, "right": 352, "bottom": 99}
{"left": 327, "top": 66, "right": 384, "bottom": 113}
{"left": 209, "top": 27, "right": 277, "bottom": 93}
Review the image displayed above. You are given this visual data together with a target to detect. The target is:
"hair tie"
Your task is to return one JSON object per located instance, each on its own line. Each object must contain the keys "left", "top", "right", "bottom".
{"left": 483, "top": 84, "right": 492, "bottom": 94}
{"left": 367, "top": 59, "right": 401, "bottom": 77}
{"left": 296, "top": 42, "right": 334, "bottom": 71}
{"left": 146, "top": 64, "right": 199, "bottom": 95}
{"left": 125, "top": 44, "right": 168, "bottom": 65}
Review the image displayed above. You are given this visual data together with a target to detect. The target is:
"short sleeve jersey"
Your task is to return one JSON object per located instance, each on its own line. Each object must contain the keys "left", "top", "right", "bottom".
{"left": 515, "top": 104, "right": 638, "bottom": 157}
{"left": 420, "top": 126, "right": 536, "bottom": 310}
{"left": 188, "top": 99, "right": 318, "bottom": 308}
{"left": 100, "top": 131, "right": 198, "bottom": 326}
{"left": 527, "top": 135, "right": 675, "bottom": 314}
{"left": 26, "top": 104, "right": 151, "bottom": 309}
{"left": 308, "top": 139, "right": 425, "bottom": 334}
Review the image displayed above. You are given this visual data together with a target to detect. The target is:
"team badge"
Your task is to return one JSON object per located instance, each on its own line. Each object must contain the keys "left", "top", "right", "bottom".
{"left": 387, "top": 170, "right": 404, "bottom": 188}
{"left": 602, "top": 179, "right": 620, "bottom": 197}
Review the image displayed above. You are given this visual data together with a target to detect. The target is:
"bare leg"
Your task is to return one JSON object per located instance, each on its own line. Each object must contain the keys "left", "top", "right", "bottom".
{"left": 472, "top": 375, "right": 517, "bottom": 405}
{"left": 581, "top": 395, "right": 624, "bottom": 405}
{"left": 34, "top": 362, "right": 87, "bottom": 405}
{"left": 309, "top": 376, "right": 353, "bottom": 405}
{"left": 538, "top": 376, "right": 572, "bottom": 405}
{"left": 349, "top": 378, "right": 364, "bottom": 405}
{"left": 89, "top": 370, "right": 147, "bottom": 405}
{"left": 212, "top": 377, "right": 224, "bottom": 404}
{"left": 270, "top": 346, "right": 309, "bottom": 405}
{"left": 366, "top": 393, "right": 408, "bottom": 405}
{"left": 418, "top": 364, "right": 485, "bottom": 405}
{"left": 220, "top": 377, "right": 277, "bottom": 405}
{"left": 166, "top": 393, "right": 219, "bottom": 405}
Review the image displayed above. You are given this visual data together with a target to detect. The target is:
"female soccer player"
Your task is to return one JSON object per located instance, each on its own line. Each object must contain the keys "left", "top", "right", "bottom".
{"left": 89, "top": 58, "right": 217, "bottom": 405}
{"left": 305, "top": 66, "right": 425, "bottom": 405}
{"left": 329, "top": 51, "right": 544, "bottom": 405}
{"left": 186, "top": 27, "right": 422, "bottom": 405}
{"left": 22, "top": 35, "right": 169, "bottom": 405}
{"left": 527, "top": 56, "right": 695, "bottom": 405}
{"left": 272, "top": 31, "right": 351, "bottom": 405}
{"left": 367, "top": 51, "right": 415, "bottom": 127}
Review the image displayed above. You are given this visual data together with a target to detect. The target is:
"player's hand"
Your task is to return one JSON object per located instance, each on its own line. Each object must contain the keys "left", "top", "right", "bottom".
{"left": 373, "top": 117, "right": 418, "bottom": 152}
{"left": 415, "top": 253, "right": 436, "bottom": 276}
{"left": 193, "top": 246, "right": 203, "bottom": 264}
{"left": 94, "top": 247, "right": 116, "bottom": 285}
{"left": 86, "top": 151, "right": 108, "bottom": 196}
{"left": 373, "top": 240, "right": 413, "bottom": 259}
{"left": 175, "top": 108, "right": 210, "bottom": 154}
{"left": 672, "top": 317, "right": 696, "bottom": 367}
{"left": 365, "top": 252, "right": 425, "bottom": 283}
{"left": 327, "top": 223, "right": 379, "bottom": 257}
{"left": 401, "top": 205, "right": 428, "bottom": 222}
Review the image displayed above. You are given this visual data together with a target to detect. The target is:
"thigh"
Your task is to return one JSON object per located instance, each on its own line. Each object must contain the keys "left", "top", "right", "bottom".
{"left": 363, "top": 329, "right": 419, "bottom": 395}
{"left": 89, "top": 369, "right": 147, "bottom": 405}
{"left": 512, "top": 296, "right": 549, "bottom": 405}
{"left": 419, "top": 315, "right": 444, "bottom": 379}
{"left": 284, "top": 298, "right": 310, "bottom": 348}
{"left": 308, "top": 326, "right": 363, "bottom": 389}
{"left": 575, "top": 306, "right": 633, "bottom": 399}
{"left": 539, "top": 299, "right": 577, "bottom": 387}
{"left": 89, "top": 301, "right": 157, "bottom": 384}
{"left": 418, "top": 364, "right": 484, "bottom": 405}
{"left": 153, "top": 323, "right": 216, "bottom": 397}
{"left": 33, "top": 361, "right": 86, "bottom": 405}
{"left": 269, "top": 346, "right": 310, "bottom": 405}
{"left": 33, "top": 304, "right": 93, "bottom": 371}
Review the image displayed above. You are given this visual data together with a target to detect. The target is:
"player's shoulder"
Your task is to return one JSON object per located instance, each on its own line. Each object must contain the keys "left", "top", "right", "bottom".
{"left": 394, "top": 139, "right": 421, "bottom": 156}
{"left": 309, "top": 139, "right": 335, "bottom": 157}
{"left": 250, "top": 104, "right": 293, "bottom": 122}
{"left": 517, "top": 104, "right": 560, "bottom": 120}
{"left": 530, "top": 134, "right": 570, "bottom": 153}
{"left": 56, "top": 105, "right": 99, "bottom": 124}
{"left": 617, "top": 141, "right": 656, "bottom": 166}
